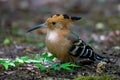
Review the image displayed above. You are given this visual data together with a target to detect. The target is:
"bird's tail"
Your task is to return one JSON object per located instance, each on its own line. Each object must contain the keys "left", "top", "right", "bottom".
{"left": 95, "top": 53, "right": 104, "bottom": 61}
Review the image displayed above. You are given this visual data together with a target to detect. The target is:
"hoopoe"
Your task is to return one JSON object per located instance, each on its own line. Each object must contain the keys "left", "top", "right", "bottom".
{"left": 28, "top": 14, "right": 104, "bottom": 63}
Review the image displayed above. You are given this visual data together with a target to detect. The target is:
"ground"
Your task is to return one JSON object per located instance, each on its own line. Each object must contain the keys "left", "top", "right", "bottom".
{"left": 0, "top": 42, "right": 120, "bottom": 80}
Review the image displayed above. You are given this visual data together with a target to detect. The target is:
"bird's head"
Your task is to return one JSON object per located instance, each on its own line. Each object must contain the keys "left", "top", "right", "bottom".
{"left": 27, "top": 14, "right": 81, "bottom": 32}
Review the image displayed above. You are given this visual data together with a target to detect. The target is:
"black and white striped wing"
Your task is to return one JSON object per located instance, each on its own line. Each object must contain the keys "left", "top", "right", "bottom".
{"left": 69, "top": 39, "right": 96, "bottom": 61}
{"left": 67, "top": 31, "right": 104, "bottom": 61}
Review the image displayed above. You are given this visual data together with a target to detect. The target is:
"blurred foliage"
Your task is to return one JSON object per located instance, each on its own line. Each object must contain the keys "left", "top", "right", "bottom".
{"left": 74, "top": 76, "right": 111, "bottom": 80}
{"left": 3, "top": 38, "right": 11, "bottom": 45}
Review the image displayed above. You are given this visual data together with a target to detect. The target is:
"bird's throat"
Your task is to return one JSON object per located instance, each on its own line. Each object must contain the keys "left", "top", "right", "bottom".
{"left": 47, "top": 31, "right": 58, "bottom": 42}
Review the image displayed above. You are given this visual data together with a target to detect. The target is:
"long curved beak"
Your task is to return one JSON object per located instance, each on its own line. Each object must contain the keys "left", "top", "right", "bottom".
{"left": 27, "top": 23, "right": 46, "bottom": 32}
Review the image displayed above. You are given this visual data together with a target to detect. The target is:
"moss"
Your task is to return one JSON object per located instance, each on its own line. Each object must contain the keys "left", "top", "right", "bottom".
{"left": 74, "top": 76, "right": 111, "bottom": 80}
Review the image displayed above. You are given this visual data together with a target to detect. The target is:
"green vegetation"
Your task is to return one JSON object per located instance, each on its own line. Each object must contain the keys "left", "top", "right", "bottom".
{"left": 3, "top": 38, "right": 11, "bottom": 45}
{"left": 0, "top": 52, "right": 80, "bottom": 71}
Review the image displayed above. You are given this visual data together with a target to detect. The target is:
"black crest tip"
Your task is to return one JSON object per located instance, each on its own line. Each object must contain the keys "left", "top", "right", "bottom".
{"left": 63, "top": 14, "right": 69, "bottom": 19}
{"left": 56, "top": 14, "right": 60, "bottom": 16}
{"left": 71, "top": 16, "right": 82, "bottom": 20}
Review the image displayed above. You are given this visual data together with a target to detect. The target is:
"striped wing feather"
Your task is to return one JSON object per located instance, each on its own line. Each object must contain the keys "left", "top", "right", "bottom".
{"left": 68, "top": 31, "right": 103, "bottom": 61}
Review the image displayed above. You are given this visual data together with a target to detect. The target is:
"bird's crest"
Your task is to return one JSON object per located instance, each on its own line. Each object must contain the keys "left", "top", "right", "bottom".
{"left": 49, "top": 14, "right": 81, "bottom": 21}
{"left": 46, "top": 14, "right": 81, "bottom": 24}
{"left": 51, "top": 14, "right": 81, "bottom": 20}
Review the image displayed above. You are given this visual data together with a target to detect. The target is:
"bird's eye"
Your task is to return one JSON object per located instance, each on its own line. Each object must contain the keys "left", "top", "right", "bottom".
{"left": 52, "top": 22, "right": 56, "bottom": 25}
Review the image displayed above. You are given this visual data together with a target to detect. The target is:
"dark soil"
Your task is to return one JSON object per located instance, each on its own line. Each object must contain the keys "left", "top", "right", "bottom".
{"left": 0, "top": 43, "right": 120, "bottom": 80}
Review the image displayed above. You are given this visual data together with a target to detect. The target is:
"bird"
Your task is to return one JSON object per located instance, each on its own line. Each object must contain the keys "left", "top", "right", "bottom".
{"left": 27, "top": 14, "right": 104, "bottom": 64}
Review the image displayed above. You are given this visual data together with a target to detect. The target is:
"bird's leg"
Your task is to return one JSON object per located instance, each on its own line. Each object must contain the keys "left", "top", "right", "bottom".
{"left": 76, "top": 58, "right": 94, "bottom": 65}
{"left": 69, "top": 57, "right": 92, "bottom": 73}
{"left": 70, "top": 57, "right": 80, "bottom": 73}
